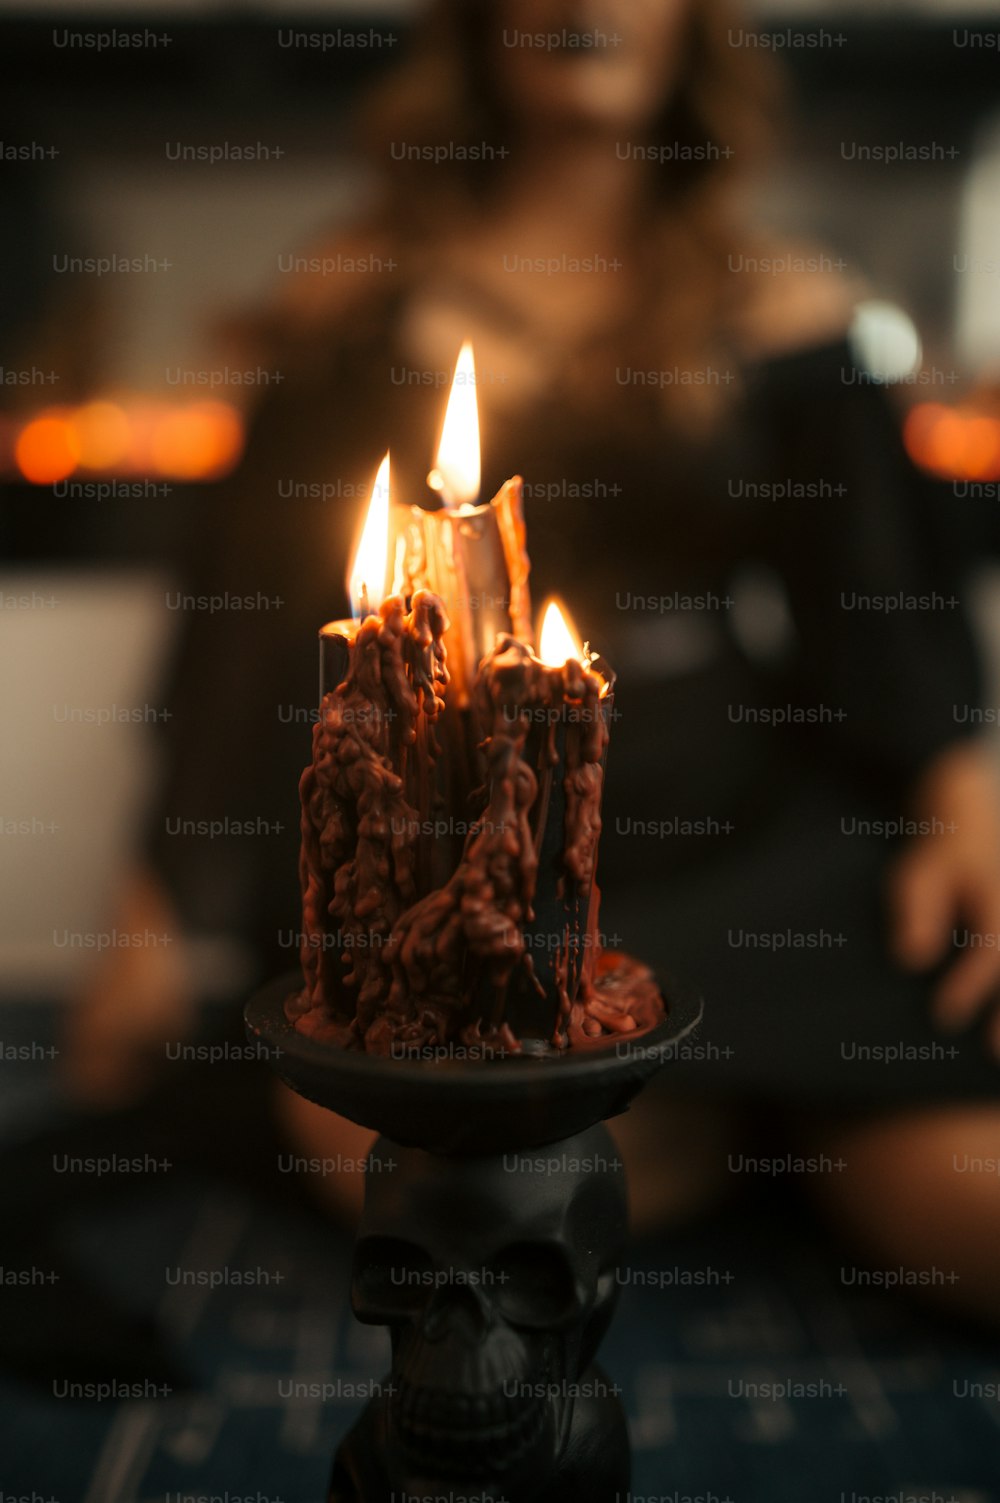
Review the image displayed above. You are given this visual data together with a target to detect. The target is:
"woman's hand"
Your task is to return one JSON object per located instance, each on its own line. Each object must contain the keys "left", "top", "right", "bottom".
{"left": 889, "top": 740, "right": 1000, "bottom": 1055}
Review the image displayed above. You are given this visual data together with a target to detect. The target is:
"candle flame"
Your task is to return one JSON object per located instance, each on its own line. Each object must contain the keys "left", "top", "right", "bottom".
{"left": 538, "top": 598, "right": 585, "bottom": 667}
{"left": 429, "top": 340, "right": 480, "bottom": 507}
{"left": 348, "top": 452, "right": 391, "bottom": 618}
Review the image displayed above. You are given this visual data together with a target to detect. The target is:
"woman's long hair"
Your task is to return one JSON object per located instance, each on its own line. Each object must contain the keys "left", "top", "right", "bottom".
{"left": 349, "top": 0, "right": 781, "bottom": 430}
{"left": 252, "top": 0, "right": 782, "bottom": 440}
{"left": 364, "top": 0, "right": 775, "bottom": 219}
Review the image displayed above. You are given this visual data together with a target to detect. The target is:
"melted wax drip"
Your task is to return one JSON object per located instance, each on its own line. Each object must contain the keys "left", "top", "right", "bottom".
{"left": 288, "top": 617, "right": 664, "bottom": 1054}
{"left": 289, "top": 592, "right": 448, "bottom": 1047}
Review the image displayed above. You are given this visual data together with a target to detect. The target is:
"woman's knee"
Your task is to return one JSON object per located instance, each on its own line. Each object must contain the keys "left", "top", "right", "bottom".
{"left": 802, "top": 1103, "right": 1000, "bottom": 1322}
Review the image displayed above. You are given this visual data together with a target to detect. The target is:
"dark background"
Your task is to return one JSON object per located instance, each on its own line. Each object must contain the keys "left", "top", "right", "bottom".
{"left": 3, "top": 6, "right": 1000, "bottom": 1500}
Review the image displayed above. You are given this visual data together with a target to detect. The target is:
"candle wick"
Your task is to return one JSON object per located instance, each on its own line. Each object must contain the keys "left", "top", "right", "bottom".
{"left": 360, "top": 583, "right": 371, "bottom": 620}
{"left": 427, "top": 467, "right": 453, "bottom": 510}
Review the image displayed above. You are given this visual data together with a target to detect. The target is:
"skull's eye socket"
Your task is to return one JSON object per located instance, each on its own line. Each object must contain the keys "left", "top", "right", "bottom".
{"left": 352, "top": 1236, "right": 434, "bottom": 1321}
{"left": 492, "top": 1242, "right": 579, "bottom": 1328}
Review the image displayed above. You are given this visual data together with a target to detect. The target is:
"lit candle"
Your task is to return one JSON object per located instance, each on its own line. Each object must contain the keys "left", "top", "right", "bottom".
{"left": 288, "top": 360, "right": 665, "bottom": 1053}
{"left": 506, "top": 598, "right": 616, "bottom": 1042}
{"left": 404, "top": 344, "right": 533, "bottom": 709}
{"left": 319, "top": 452, "right": 392, "bottom": 700}
{"left": 297, "top": 450, "right": 450, "bottom": 1034}
{"left": 538, "top": 599, "right": 587, "bottom": 673}
{"left": 534, "top": 597, "right": 615, "bottom": 889}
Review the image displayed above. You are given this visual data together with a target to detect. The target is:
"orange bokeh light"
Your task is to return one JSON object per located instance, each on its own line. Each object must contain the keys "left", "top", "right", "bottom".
{"left": 149, "top": 402, "right": 243, "bottom": 479}
{"left": 902, "top": 402, "right": 947, "bottom": 468}
{"left": 904, "top": 403, "right": 1000, "bottom": 482}
{"left": 71, "top": 400, "right": 131, "bottom": 470}
{"left": 962, "top": 417, "right": 1000, "bottom": 480}
{"left": 5, "top": 398, "right": 245, "bottom": 483}
{"left": 15, "top": 413, "right": 80, "bottom": 484}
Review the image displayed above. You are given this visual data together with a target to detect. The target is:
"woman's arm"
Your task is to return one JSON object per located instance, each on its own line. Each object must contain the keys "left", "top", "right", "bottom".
{"left": 757, "top": 336, "right": 999, "bottom": 1051}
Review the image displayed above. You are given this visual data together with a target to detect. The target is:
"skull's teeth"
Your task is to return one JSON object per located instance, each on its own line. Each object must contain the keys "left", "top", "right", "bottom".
{"left": 394, "top": 1378, "right": 547, "bottom": 1474}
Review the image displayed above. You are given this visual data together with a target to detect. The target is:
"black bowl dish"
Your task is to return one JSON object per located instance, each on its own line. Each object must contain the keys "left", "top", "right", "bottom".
{"left": 245, "top": 972, "right": 702, "bottom": 1155}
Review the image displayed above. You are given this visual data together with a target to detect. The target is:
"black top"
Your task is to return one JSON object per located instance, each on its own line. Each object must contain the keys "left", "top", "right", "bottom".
{"left": 149, "top": 330, "right": 992, "bottom": 1102}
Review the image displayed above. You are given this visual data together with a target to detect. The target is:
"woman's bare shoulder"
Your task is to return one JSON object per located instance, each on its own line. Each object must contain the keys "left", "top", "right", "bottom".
{"left": 728, "top": 235, "right": 866, "bottom": 362}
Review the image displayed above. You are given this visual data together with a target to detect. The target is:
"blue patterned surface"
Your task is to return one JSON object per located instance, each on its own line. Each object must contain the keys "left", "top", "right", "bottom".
{"left": 1, "top": 1182, "right": 999, "bottom": 1502}
{"left": 1, "top": 1005, "right": 999, "bottom": 1503}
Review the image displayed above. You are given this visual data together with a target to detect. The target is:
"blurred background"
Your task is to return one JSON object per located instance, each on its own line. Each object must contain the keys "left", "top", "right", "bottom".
{"left": 6, "top": 0, "right": 1000, "bottom": 1020}
{"left": 5, "top": 2, "right": 1000, "bottom": 1498}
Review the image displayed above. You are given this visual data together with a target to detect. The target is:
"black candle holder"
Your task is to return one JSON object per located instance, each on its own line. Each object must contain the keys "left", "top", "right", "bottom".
{"left": 246, "top": 973, "right": 701, "bottom": 1503}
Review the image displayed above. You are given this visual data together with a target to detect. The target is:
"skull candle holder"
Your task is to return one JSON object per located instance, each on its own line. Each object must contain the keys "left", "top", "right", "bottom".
{"left": 245, "top": 973, "right": 702, "bottom": 1502}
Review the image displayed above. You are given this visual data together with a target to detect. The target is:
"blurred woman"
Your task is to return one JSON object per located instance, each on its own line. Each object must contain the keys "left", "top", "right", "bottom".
{"left": 72, "top": 0, "right": 1000, "bottom": 1319}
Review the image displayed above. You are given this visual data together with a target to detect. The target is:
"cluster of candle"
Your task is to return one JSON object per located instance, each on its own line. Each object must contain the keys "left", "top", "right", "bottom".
{"left": 288, "top": 343, "right": 654, "bottom": 1056}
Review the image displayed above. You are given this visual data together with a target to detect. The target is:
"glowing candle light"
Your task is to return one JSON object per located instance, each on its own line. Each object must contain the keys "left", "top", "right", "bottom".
{"left": 428, "top": 341, "right": 480, "bottom": 508}
{"left": 319, "top": 452, "right": 393, "bottom": 700}
{"left": 348, "top": 452, "right": 391, "bottom": 621}
{"left": 407, "top": 344, "right": 530, "bottom": 721}
{"left": 539, "top": 599, "right": 585, "bottom": 668}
